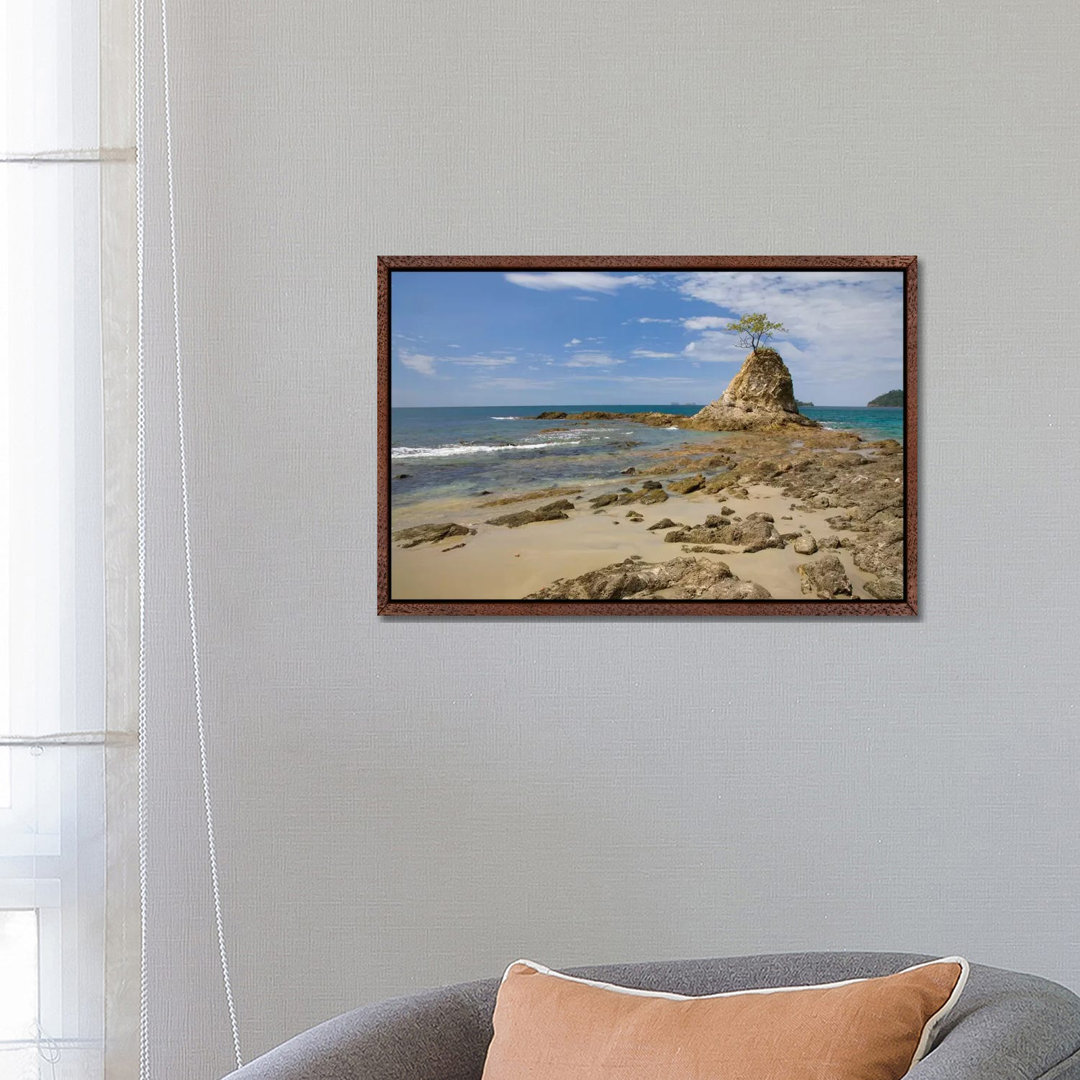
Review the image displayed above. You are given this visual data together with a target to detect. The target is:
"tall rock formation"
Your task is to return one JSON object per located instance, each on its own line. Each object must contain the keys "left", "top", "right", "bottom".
{"left": 690, "top": 348, "right": 818, "bottom": 431}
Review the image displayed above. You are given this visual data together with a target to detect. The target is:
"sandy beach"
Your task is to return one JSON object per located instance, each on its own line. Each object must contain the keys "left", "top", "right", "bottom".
{"left": 389, "top": 426, "right": 904, "bottom": 602}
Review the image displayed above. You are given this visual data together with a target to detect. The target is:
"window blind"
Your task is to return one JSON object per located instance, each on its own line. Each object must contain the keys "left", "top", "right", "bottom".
{"left": 1, "top": 1, "right": 138, "bottom": 1077}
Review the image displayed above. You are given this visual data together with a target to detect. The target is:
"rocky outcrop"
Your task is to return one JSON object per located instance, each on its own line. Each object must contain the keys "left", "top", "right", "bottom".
{"left": 486, "top": 500, "right": 574, "bottom": 527}
{"left": 532, "top": 409, "right": 686, "bottom": 428}
{"left": 525, "top": 556, "right": 771, "bottom": 601}
{"left": 667, "top": 474, "right": 706, "bottom": 494}
{"left": 664, "top": 512, "right": 784, "bottom": 553}
{"left": 689, "top": 349, "right": 818, "bottom": 431}
{"left": 797, "top": 554, "right": 853, "bottom": 599}
{"left": 477, "top": 485, "right": 583, "bottom": 507}
{"left": 590, "top": 484, "right": 669, "bottom": 508}
{"left": 392, "top": 522, "right": 473, "bottom": 548}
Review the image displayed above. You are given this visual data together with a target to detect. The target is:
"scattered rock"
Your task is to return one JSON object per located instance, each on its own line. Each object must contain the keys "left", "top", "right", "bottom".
{"left": 638, "top": 488, "right": 669, "bottom": 505}
{"left": 621, "top": 466, "right": 638, "bottom": 475}
{"left": 865, "top": 577, "right": 904, "bottom": 600}
{"left": 818, "top": 535, "right": 841, "bottom": 549}
{"left": 647, "top": 518, "right": 680, "bottom": 531}
{"left": 485, "top": 507, "right": 569, "bottom": 527}
{"left": 667, "top": 474, "right": 705, "bottom": 494}
{"left": 478, "top": 485, "right": 583, "bottom": 507}
{"left": 538, "top": 499, "right": 575, "bottom": 512}
{"left": 864, "top": 438, "right": 903, "bottom": 453}
{"left": 393, "top": 473, "right": 411, "bottom": 480}
{"left": 393, "top": 522, "right": 471, "bottom": 548}
{"left": 641, "top": 480, "right": 664, "bottom": 490}
{"left": 720, "top": 506, "right": 735, "bottom": 516}
{"left": 534, "top": 411, "right": 568, "bottom": 419}
{"left": 797, "top": 554, "right": 853, "bottom": 599}
{"left": 664, "top": 512, "right": 783, "bottom": 553}
{"left": 589, "top": 493, "right": 620, "bottom": 508}
{"left": 525, "top": 556, "right": 771, "bottom": 600}
{"left": 625, "top": 511, "right": 644, "bottom": 522}
{"left": 441, "top": 543, "right": 466, "bottom": 553}
{"left": 793, "top": 535, "right": 818, "bottom": 555}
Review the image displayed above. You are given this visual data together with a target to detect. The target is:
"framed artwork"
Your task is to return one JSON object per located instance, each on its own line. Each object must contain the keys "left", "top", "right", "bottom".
{"left": 377, "top": 256, "right": 916, "bottom": 616}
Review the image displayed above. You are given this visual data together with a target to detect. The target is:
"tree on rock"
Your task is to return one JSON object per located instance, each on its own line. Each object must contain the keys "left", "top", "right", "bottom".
{"left": 726, "top": 313, "right": 786, "bottom": 352}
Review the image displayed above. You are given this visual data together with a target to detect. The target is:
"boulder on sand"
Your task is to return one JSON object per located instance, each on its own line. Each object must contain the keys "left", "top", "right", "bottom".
{"left": 486, "top": 505, "right": 570, "bottom": 528}
{"left": 664, "top": 511, "right": 783, "bottom": 553}
{"left": 797, "top": 554, "right": 853, "bottom": 599}
{"left": 525, "top": 556, "right": 771, "bottom": 600}
{"left": 392, "top": 522, "right": 472, "bottom": 548}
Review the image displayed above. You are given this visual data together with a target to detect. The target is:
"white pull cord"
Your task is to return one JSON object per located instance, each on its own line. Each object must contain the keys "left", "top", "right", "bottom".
{"left": 159, "top": 0, "right": 244, "bottom": 1064}
{"left": 134, "top": 0, "right": 151, "bottom": 1075}
{"left": 159, "top": 0, "right": 244, "bottom": 1067}
{"left": 135, "top": 0, "right": 244, "bottom": 1071}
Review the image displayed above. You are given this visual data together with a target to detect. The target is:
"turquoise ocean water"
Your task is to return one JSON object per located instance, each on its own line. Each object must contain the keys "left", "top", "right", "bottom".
{"left": 390, "top": 405, "right": 903, "bottom": 504}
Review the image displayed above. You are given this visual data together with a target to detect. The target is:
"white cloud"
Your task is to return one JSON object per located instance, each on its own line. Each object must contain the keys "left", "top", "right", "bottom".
{"left": 682, "top": 315, "right": 729, "bottom": 331}
{"left": 400, "top": 351, "right": 436, "bottom": 376}
{"left": 563, "top": 338, "right": 582, "bottom": 346}
{"left": 504, "top": 271, "right": 652, "bottom": 294}
{"left": 564, "top": 351, "right": 624, "bottom": 369}
{"left": 573, "top": 296, "right": 599, "bottom": 302}
{"left": 680, "top": 334, "right": 744, "bottom": 362}
{"left": 398, "top": 349, "right": 517, "bottom": 377}
{"left": 632, "top": 316, "right": 677, "bottom": 324}
{"left": 632, "top": 349, "right": 678, "bottom": 358}
{"left": 675, "top": 271, "right": 904, "bottom": 382}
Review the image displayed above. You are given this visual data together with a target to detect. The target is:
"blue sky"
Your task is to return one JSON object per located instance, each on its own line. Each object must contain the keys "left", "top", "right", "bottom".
{"left": 390, "top": 270, "right": 904, "bottom": 407}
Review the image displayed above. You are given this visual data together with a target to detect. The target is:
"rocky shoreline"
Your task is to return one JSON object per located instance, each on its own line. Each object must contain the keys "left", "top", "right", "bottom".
{"left": 390, "top": 425, "right": 905, "bottom": 601}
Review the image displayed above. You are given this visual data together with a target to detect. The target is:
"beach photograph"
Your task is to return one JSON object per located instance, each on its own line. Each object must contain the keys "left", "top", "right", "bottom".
{"left": 379, "top": 258, "right": 915, "bottom": 614}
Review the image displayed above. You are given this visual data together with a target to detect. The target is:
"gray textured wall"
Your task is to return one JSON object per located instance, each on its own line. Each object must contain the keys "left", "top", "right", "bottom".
{"left": 140, "top": 2, "right": 1080, "bottom": 1076}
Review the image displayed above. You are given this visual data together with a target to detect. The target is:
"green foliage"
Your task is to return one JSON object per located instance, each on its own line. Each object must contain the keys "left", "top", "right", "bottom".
{"left": 867, "top": 389, "right": 903, "bottom": 407}
{"left": 725, "top": 313, "right": 787, "bottom": 351}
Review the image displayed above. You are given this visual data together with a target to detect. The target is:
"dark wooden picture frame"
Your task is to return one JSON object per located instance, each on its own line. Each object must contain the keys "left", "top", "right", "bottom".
{"left": 378, "top": 256, "right": 917, "bottom": 617}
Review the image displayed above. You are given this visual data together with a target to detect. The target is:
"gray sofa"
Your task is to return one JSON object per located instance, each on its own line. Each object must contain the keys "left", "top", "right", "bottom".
{"left": 223, "top": 952, "right": 1080, "bottom": 1079}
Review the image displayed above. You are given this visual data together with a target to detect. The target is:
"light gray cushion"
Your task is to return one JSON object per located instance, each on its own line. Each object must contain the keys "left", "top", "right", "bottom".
{"left": 222, "top": 952, "right": 1080, "bottom": 1080}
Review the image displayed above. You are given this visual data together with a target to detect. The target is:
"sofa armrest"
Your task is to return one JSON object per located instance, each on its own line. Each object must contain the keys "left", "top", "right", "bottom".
{"left": 909, "top": 967, "right": 1080, "bottom": 1080}
{"left": 221, "top": 980, "right": 496, "bottom": 1080}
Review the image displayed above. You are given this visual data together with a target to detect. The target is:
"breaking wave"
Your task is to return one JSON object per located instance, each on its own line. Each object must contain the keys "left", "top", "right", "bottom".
{"left": 392, "top": 440, "right": 581, "bottom": 459}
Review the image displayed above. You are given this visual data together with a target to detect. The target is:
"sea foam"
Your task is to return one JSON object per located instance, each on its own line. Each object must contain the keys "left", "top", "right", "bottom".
{"left": 392, "top": 440, "right": 580, "bottom": 459}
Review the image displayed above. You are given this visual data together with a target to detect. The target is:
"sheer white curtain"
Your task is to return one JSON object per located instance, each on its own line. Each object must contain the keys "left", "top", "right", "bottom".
{"left": 1, "top": 2, "right": 137, "bottom": 1078}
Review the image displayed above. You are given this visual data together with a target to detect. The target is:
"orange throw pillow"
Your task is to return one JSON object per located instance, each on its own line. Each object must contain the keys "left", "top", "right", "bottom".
{"left": 481, "top": 957, "right": 968, "bottom": 1080}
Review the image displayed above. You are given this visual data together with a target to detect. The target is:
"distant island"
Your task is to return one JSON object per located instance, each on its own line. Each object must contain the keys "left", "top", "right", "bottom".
{"left": 795, "top": 399, "right": 814, "bottom": 407}
{"left": 868, "top": 390, "right": 903, "bottom": 407}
